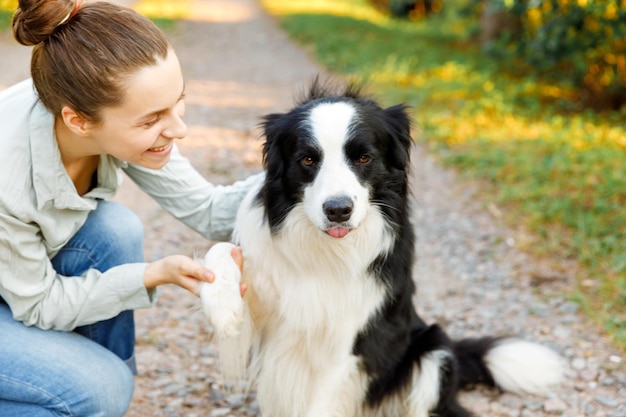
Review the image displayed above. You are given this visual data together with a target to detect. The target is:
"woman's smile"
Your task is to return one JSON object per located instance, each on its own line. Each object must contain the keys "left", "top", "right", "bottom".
{"left": 147, "top": 142, "right": 173, "bottom": 153}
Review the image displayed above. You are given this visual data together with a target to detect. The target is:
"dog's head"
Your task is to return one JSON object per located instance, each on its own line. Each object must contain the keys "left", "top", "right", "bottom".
{"left": 258, "top": 79, "right": 412, "bottom": 239}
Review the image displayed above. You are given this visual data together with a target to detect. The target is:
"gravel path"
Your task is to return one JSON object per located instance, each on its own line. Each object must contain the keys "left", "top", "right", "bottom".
{"left": 2, "top": 0, "right": 625, "bottom": 416}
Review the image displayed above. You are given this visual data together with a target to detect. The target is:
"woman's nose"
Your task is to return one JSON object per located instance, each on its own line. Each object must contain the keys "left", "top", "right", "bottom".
{"left": 163, "top": 112, "right": 188, "bottom": 139}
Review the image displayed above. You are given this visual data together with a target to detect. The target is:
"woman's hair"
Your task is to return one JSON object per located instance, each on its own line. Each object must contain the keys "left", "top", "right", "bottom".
{"left": 12, "top": 0, "right": 170, "bottom": 123}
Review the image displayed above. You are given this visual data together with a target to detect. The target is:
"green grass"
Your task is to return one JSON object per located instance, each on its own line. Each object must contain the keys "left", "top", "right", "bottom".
{"left": 0, "top": 0, "right": 179, "bottom": 33}
{"left": 262, "top": 0, "right": 626, "bottom": 349}
{"left": 0, "top": 0, "right": 15, "bottom": 31}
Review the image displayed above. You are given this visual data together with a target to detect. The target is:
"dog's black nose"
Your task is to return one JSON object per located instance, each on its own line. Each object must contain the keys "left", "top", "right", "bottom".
{"left": 323, "top": 197, "right": 353, "bottom": 223}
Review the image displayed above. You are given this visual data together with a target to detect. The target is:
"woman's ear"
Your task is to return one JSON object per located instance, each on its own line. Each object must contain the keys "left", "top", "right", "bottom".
{"left": 60, "top": 106, "right": 92, "bottom": 136}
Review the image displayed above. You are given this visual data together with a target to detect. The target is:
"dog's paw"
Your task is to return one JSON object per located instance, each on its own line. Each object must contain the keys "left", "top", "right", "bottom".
{"left": 200, "top": 242, "right": 244, "bottom": 338}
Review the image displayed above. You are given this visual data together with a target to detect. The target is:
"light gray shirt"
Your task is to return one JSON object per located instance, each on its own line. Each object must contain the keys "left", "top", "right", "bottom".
{"left": 0, "top": 79, "right": 262, "bottom": 331}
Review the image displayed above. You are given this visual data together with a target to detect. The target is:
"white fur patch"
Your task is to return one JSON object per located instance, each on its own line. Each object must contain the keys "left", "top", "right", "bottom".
{"left": 200, "top": 242, "right": 251, "bottom": 382}
{"left": 304, "top": 102, "right": 370, "bottom": 232}
{"left": 485, "top": 339, "right": 564, "bottom": 395}
{"left": 200, "top": 242, "right": 243, "bottom": 338}
{"left": 408, "top": 349, "right": 451, "bottom": 417}
{"left": 308, "top": 102, "right": 356, "bottom": 149}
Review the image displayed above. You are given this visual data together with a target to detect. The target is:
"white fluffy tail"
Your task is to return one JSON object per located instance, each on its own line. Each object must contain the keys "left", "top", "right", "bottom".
{"left": 200, "top": 243, "right": 253, "bottom": 384}
{"left": 484, "top": 339, "right": 565, "bottom": 395}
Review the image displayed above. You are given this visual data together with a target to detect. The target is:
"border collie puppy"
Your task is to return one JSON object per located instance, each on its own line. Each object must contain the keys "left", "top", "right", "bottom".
{"left": 200, "top": 79, "right": 563, "bottom": 417}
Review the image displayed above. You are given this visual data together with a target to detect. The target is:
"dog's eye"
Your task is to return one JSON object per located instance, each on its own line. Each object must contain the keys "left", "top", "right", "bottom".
{"left": 357, "top": 154, "right": 372, "bottom": 164}
{"left": 301, "top": 156, "right": 315, "bottom": 167}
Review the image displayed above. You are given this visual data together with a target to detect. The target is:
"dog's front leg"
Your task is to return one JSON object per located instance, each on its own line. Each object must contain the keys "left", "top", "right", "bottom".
{"left": 199, "top": 242, "right": 245, "bottom": 338}
{"left": 303, "top": 359, "right": 363, "bottom": 417}
{"left": 199, "top": 242, "right": 253, "bottom": 383}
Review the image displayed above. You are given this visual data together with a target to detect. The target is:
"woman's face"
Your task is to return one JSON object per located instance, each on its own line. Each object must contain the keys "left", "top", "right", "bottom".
{"left": 88, "top": 49, "right": 188, "bottom": 170}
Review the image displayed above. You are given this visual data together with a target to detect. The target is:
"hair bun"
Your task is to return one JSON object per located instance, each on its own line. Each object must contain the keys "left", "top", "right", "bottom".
{"left": 12, "top": 0, "right": 75, "bottom": 46}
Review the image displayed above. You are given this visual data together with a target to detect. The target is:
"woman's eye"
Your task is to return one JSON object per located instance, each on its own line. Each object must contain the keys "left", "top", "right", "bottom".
{"left": 301, "top": 156, "right": 315, "bottom": 167}
{"left": 358, "top": 154, "right": 372, "bottom": 164}
{"left": 144, "top": 117, "right": 160, "bottom": 127}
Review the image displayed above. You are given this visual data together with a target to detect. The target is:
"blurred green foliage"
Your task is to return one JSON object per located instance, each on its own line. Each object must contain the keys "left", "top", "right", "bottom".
{"left": 0, "top": 0, "right": 178, "bottom": 34}
{"left": 472, "top": 0, "right": 626, "bottom": 110}
{"left": 368, "top": 0, "right": 445, "bottom": 18}
{"left": 0, "top": 0, "right": 17, "bottom": 30}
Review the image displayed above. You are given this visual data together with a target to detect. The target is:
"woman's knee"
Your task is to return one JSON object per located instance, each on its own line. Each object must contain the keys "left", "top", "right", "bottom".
{"left": 66, "top": 201, "right": 145, "bottom": 269}
{"left": 92, "top": 201, "right": 144, "bottom": 253}
{"left": 71, "top": 356, "right": 135, "bottom": 417}
{"left": 40, "top": 358, "right": 135, "bottom": 417}
{"left": 52, "top": 201, "right": 144, "bottom": 274}
{"left": 0, "top": 311, "right": 135, "bottom": 417}
{"left": 39, "top": 358, "right": 134, "bottom": 417}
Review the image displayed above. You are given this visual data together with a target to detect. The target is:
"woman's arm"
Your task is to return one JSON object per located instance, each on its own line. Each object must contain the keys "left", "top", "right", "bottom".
{"left": 0, "top": 211, "right": 155, "bottom": 330}
{"left": 123, "top": 144, "right": 264, "bottom": 241}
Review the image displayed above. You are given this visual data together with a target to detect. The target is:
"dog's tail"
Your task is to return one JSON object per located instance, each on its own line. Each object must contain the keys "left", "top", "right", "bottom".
{"left": 453, "top": 337, "right": 564, "bottom": 395}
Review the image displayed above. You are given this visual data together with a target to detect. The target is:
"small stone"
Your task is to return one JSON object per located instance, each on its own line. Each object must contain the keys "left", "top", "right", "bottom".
{"left": 168, "top": 398, "right": 184, "bottom": 408}
{"left": 584, "top": 403, "right": 598, "bottom": 414}
{"left": 558, "top": 301, "right": 579, "bottom": 314}
{"left": 525, "top": 400, "right": 543, "bottom": 411}
{"left": 499, "top": 393, "right": 523, "bottom": 409}
{"left": 574, "top": 381, "right": 587, "bottom": 391}
{"left": 580, "top": 368, "right": 599, "bottom": 381}
{"left": 162, "top": 383, "right": 186, "bottom": 395}
{"left": 210, "top": 408, "right": 232, "bottom": 417}
{"left": 543, "top": 397, "right": 567, "bottom": 413}
{"left": 182, "top": 397, "right": 204, "bottom": 407}
{"left": 572, "top": 357, "right": 586, "bottom": 370}
{"left": 226, "top": 393, "right": 244, "bottom": 408}
{"left": 552, "top": 326, "right": 571, "bottom": 339}
{"left": 595, "top": 395, "right": 620, "bottom": 409}
{"left": 209, "top": 390, "right": 224, "bottom": 402}
{"left": 153, "top": 376, "right": 173, "bottom": 388}
{"left": 608, "top": 407, "right": 626, "bottom": 417}
{"left": 601, "top": 377, "right": 616, "bottom": 386}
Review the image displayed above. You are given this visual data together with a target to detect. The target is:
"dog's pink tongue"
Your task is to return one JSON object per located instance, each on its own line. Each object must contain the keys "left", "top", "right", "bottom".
{"left": 327, "top": 227, "right": 349, "bottom": 238}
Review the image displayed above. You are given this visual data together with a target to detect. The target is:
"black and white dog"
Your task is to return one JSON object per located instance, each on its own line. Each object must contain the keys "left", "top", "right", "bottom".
{"left": 200, "top": 80, "right": 563, "bottom": 417}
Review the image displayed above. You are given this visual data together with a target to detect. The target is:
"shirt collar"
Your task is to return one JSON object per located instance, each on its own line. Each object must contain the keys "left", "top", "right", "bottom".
{"left": 29, "top": 101, "right": 123, "bottom": 210}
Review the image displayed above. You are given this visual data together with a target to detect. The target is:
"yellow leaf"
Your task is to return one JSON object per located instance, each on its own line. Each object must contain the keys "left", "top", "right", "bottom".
{"left": 605, "top": 4, "right": 618, "bottom": 20}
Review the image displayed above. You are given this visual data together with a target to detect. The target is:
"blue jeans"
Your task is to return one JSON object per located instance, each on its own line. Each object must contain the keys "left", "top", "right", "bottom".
{"left": 0, "top": 201, "right": 144, "bottom": 416}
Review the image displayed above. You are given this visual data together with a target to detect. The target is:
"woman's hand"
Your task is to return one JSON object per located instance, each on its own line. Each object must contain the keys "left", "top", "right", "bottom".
{"left": 144, "top": 254, "right": 214, "bottom": 295}
{"left": 230, "top": 246, "right": 248, "bottom": 297}
{"left": 143, "top": 247, "right": 247, "bottom": 296}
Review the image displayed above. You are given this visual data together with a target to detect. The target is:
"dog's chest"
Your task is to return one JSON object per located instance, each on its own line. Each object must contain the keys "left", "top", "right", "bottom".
{"left": 254, "top": 260, "right": 385, "bottom": 338}
{"left": 249, "top": 263, "right": 386, "bottom": 416}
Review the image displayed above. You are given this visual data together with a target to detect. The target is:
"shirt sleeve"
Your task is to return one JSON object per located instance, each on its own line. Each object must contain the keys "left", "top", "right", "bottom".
{"left": 123, "top": 145, "right": 264, "bottom": 242}
{"left": 0, "top": 211, "right": 156, "bottom": 331}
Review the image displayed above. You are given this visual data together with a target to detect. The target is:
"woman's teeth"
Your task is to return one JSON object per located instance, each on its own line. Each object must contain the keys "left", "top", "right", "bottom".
{"left": 149, "top": 144, "right": 169, "bottom": 152}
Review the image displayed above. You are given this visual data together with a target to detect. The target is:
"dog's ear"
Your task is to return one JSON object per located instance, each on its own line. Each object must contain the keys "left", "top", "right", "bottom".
{"left": 260, "top": 112, "right": 287, "bottom": 180}
{"left": 382, "top": 104, "right": 413, "bottom": 170}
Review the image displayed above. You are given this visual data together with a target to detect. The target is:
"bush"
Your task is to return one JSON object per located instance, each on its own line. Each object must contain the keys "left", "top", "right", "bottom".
{"left": 367, "top": 0, "right": 444, "bottom": 19}
{"left": 479, "top": 0, "right": 626, "bottom": 111}
{"left": 0, "top": 0, "right": 17, "bottom": 30}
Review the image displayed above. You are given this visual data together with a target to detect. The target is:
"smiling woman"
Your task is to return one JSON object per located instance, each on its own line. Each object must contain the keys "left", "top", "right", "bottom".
{"left": 62, "top": 50, "right": 189, "bottom": 170}
{"left": 0, "top": 0, "right": 262, "bottom": 415}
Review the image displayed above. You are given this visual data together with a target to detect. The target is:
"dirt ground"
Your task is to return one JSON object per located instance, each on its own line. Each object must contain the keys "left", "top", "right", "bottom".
{"left": 1, "top": 0, "right": 625, "bottom": 416}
